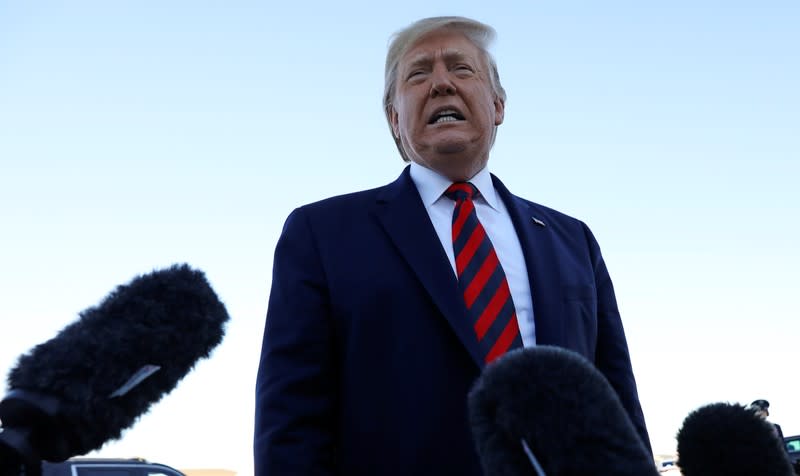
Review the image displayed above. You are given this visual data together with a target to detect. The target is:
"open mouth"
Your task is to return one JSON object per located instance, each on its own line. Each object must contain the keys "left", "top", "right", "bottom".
{"left": 428, "top": 108, "right": 465, "bottom": 124}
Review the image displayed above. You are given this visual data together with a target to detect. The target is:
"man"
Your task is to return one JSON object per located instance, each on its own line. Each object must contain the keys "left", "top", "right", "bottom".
{"left": 750, "top": 399, "right": 786, "bottom": 442}
{"left": 254, "top": 16, "right": 650, "bottom": 475}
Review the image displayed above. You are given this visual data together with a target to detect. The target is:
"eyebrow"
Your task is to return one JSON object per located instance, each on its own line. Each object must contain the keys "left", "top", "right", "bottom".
{"left": 403, "top": 48, "right": 472, "bottom": 71}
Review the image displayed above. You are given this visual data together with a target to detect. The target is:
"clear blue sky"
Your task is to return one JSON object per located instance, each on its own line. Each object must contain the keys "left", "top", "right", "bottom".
{"left": 1, "top": 1, "right": 798, "bottom": 473}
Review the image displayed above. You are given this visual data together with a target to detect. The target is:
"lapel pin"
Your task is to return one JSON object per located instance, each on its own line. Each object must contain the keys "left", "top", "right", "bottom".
{"left": 531, "top": 216, "right": 546, "bottom": 227}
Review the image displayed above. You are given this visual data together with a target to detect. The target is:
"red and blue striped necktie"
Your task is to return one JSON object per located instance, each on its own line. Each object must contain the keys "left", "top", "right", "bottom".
{"left": 445, "top": 182, "right": 522, "bottom": 364}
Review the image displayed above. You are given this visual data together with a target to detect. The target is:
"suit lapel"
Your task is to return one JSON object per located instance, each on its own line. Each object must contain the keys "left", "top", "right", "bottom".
{"left": 492, "top": 175, "right": 566, "bottom": 346}
{"left": 372, "top": 168, "right": 484, "bottom": 368}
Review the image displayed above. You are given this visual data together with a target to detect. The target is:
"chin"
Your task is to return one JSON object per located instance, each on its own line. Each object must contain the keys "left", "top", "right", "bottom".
{"left": 433, "top": 142, "right": 469, "bottom": 155}
{"left": 429, "top": 153, "right": 486, "bottom": 182}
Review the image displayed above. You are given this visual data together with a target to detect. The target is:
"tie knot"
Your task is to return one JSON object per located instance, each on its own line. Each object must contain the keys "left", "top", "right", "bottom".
{"left": 444, "top": 182, "right": 478, "bottom": 202}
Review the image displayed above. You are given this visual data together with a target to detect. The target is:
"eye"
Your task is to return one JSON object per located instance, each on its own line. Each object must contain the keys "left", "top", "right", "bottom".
{"left": 453, "top": 64, "right": 475, "bottom": 76}
{"left": 405, "top": 70, "right": 427, "bottom": 83}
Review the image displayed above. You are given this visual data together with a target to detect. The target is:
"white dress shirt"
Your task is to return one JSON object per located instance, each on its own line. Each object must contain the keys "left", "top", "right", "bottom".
{"left": 409, "top": 162, "right": 536, "bottom": 346}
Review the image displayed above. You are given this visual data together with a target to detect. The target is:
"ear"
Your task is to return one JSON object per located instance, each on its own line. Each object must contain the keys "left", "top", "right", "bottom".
{"left": 494, "top": 97, "right": 505, "bottom": 126}
{"left": 388, "top": 105, "right": 400, "bottom": 138}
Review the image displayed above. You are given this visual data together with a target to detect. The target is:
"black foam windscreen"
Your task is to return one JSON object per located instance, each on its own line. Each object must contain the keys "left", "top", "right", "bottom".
{"left": 468, "top": 346, "right": 656, "bottom": 476}
{"left": 0, "top": 263, "right": 229, "bottom": 463}
{"left": 677, "top": 402, "right": 794, "bottom": 476}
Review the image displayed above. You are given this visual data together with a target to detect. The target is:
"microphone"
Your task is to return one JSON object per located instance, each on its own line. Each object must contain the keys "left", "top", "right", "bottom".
{"left": 467, "top": 346, "right": 656, "bottom": 476}
{"left": 0, "top": 263, "right": 230, "bottom": 474}
{"left": 676, "top": 402, "right": 794, "bottom": 476}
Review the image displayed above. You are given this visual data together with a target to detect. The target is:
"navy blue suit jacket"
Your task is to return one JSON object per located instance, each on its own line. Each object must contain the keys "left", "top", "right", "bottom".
{"left": 255, "top": 167, "right": 649, "bottom": 475}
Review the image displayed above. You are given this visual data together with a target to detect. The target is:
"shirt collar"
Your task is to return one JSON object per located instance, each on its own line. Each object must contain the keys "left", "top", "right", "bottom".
{"left": 409, "top": 162, "right": 500, "bottom": 211}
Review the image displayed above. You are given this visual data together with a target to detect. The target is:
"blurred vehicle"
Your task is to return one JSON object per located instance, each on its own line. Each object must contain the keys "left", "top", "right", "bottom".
{"left": 787, "top": 434, "right": 800, "bottom": 460}
{"left": 41, "top": 457, "right": 185, "bottom": 476}
{"left": 657, "top": 458, "right": 681, "bottom": 474}
{"left": 785, "top": 435, "right": 800, "bottom": 474}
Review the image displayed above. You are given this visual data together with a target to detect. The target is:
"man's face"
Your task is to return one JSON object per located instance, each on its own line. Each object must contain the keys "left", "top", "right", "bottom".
{"left": 389, "top": 29, "right": 504, "bottom": 182}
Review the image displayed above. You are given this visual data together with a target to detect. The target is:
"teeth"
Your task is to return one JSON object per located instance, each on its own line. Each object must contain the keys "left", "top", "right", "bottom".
{"left": 431, "top": 109, "right": 462, "bottom": 124}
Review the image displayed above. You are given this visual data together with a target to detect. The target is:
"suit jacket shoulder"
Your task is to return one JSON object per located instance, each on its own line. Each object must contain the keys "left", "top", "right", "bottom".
{"left": 491, "top": 174, "right": 599, "bottom": 254}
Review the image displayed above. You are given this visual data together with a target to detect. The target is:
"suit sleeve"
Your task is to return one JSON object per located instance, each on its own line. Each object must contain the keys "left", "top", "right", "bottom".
{"left": 582, "top": 223, "right": 652, "bottom": 454}
{"left": 775, "top": 423, "right": 785, "bottom": 443}
{"left": 254, "top": 207, "right": 337, "bottom": 475}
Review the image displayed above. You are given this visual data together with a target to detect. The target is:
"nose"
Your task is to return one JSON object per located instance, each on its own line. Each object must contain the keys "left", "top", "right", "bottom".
{"left": 430, "top": 66, "right": 456, "bottom": 97}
